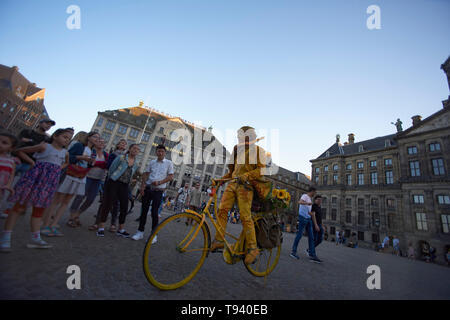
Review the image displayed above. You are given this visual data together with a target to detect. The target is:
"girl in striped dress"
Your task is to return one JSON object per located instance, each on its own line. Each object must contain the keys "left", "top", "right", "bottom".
{"left": 0, "top": 129, "right": 72, "bottom": 252}
{"left": 0, "top": 131, "right": 18, "bottom": 200}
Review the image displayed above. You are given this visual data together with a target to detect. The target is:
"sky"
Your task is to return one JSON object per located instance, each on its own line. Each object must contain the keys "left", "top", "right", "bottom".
{"left": 1, "top": 0, "right": 449, "bottom": 176}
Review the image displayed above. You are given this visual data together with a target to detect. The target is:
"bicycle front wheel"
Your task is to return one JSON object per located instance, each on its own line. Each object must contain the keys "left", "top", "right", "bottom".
{"left": 143, "top": 212, "right": 211, "bottom": 290}
{"left": 244, "top": 244, "right": 281, "bottom": 277}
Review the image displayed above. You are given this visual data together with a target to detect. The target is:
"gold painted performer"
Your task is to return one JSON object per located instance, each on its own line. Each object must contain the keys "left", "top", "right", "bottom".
{"left": 210, "top": 126, "right": 272, "bottom": 265}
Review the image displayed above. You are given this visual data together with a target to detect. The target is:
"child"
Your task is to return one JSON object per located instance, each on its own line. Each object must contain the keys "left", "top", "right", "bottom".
{"left": 0, "top": 131, "right": 18, "bottom": 199}
{"left": 43, "top": 131, "right": 99, "bottom": 233}
{"left": 0, "top": 128, "right": 72, "bottom": 252}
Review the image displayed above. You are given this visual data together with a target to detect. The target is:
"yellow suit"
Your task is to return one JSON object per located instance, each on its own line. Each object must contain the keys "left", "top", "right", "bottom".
{"left": 215, "top": 143, "right": 270, "bottom": 251}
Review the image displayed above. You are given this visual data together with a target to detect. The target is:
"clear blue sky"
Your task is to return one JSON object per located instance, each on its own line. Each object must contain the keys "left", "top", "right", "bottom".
{"left": 1, "top": 0, "right": 449, "bottom": 175}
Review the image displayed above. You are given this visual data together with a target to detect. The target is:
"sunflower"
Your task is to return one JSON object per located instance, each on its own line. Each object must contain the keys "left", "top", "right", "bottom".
{"left": 277, "top": 189, "right": 287, "bottom": 200}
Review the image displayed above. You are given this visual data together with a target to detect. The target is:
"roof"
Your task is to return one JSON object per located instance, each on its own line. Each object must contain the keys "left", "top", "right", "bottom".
{"left": 315, "top": 133, "right": 397, "bottom": 160}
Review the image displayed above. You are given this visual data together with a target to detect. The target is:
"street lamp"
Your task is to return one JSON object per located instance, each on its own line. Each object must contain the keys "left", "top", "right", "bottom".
{"left": 138, "top": 102, "right": 152, "bottom": 144}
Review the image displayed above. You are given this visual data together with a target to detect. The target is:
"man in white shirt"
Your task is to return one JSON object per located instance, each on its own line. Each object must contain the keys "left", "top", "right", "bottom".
{"left": 132, "top": 145, "right": 174, "bottom": 242}
{"left": 290, "top": 187, "right": 322, "bottom": 263}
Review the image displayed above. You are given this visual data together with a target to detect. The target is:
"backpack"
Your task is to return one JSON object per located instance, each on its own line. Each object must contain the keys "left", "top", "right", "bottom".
{"left": 255, "top": 213, "right": 282, "bottom": 249}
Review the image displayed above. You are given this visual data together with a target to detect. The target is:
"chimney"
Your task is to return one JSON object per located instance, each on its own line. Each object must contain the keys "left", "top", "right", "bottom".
{"left": 412, "top": 115, "right": 422, "bottom": 126}
{"left": 348, "top": 133, "right": 355, "bottom": 144}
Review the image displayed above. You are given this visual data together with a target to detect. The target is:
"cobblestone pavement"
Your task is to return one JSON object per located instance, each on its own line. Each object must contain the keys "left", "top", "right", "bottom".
{"left": 1, "top": 201, "right": 450, "bottom": 300}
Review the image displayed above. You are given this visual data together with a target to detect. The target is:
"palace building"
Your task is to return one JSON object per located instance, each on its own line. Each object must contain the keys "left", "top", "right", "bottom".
{"left": 0, "top": 65, "right": 51, "bottom": 135}
{"left": 310, "top": 56, "right": 450, "bottom": 263}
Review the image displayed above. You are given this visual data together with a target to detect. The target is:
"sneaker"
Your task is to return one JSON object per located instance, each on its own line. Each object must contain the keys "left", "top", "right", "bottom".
{"left": 244, "top": 248, "right": 259, "bottom": 265}
{"left": 151, "top": 235, "right": 158, "bottom": 244}
{"left": 50, "top": 227, "right": 64, "bottom": 237}
{"left": 309, "top": 256, "right": 322, "bottom": 264}
{"left": 132, "top": 231, "right": 144, "bottom": 241}
{"left": 116, "top": 230, "right": 130, "bottom": 238}
{"left": 290, "top": 252, "right": 300, "bottom": 260}
{"left": 210, "top": 240, "right": 225, "bottom": 252}
{"left": 40, "top": 226, "right": 53, "bottom": 237}
{"left": 0, "top": 240, "right": 11, "bottom": 253}
{"left": 27, "top": 238, "right": 52, "bottom": 249}
{"left": 96, "top": 229, "right": 105, "bottom": 237}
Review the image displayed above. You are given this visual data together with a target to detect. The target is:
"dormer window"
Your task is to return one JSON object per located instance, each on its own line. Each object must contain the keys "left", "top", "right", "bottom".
{"left": 326, "top": 151, "right": 330, "bottom": 157}
{"left": 358, "top": 145, "right": 364, "bottom": 152}
{"left": 385, "top": 139, "right": 391, "bottom": 147}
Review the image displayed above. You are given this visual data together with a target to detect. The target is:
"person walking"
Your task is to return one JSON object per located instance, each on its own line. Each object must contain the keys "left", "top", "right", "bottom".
{"left": 290, "top": 187, "right": 322, "bottom": 263}
{"left": 392, "top": 236, "right": 400, "bottom": 256}
{"left": 175, "top": 183, "right": 190, "bottom": 214}
{"left": 186, "top": 181, "right": 201, "bottom": 225}
{"left": 131, "top": 145, "right": 174, "bottom": 242}
{"left": 306, "top": 195, "right": 324, "bottom": 256}
{"left": 96, "top": 144, "right": 140, "bottom": 237}
{"left": 0, "top": 129, "right": 71, "bottom": 252}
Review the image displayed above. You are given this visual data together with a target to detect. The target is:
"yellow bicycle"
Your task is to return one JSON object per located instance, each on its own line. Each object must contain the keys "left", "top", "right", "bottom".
{"left": 143, "top": 178, "right": 282, "bottom": 290}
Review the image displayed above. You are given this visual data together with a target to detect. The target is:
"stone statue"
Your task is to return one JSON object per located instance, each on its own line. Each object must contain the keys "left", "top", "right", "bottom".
{"left": 391, "top": 119, "right": 403, "bottom": 132}
{"left": 336, "top": 134, "right": 340, "bottom": 143}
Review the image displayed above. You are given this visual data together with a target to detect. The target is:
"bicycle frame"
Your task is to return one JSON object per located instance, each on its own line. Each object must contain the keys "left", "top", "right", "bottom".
{"left": 178, "top": 178, "right": 246, "bottom": 257}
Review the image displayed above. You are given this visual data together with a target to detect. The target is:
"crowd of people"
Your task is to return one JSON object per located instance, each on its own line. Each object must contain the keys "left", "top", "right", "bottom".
{"left": 0, "top": 119, "right": 178, "bottom": 252}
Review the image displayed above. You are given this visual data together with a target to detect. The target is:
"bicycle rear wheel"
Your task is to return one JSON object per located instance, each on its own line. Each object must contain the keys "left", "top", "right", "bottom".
{"left": 244, "top": 244, "right": 281, "bottom": 277}
{"left": 143, "top": 212, "right": 210, "bottom": 290}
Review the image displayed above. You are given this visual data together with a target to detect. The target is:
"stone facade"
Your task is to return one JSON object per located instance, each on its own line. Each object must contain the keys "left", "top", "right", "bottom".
{"left": 0, "top": 65, "right": 50, "bottom": 135}
{"left": 310, "top": 57, "right": 450, "bottom": 264}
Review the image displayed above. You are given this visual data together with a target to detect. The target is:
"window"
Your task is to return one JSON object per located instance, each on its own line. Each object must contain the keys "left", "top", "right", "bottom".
{"left": 101, "top": 132, "right": 111, "bottom": 144}
{"left": 372, "top": 213, "right": 380, "bottom": 227}
{"left": 314, "top": 176, "right": 319, "bottom": 184}
{"left": 371, "top": 198, "right": 379, "bottom": 206}
{"left": 370, "top": 160, "right": 377, "bottom": 167}
{"left": 385, "top": 139, "right": 391, "bottom": 147}
{"left": 345, "top": 211, "right": 352, "bottom": 223}
{"left": 129, "top": 128, "right": 139, "bottom": 139}
{"left": 437, "top": 195, "right": 450, "bottom": 205}
{"left": 372, "top": 233, "right": 379, "bottom": 243}
{"left": 358, "top": 198, "right": 364, "bottom": 206}
{"left": 346, "top": 174, "right": 352, "bottom": 185}
{"left": 384, "top": 158, "right": 392, "bottom": 166}
{"left": 331, "top": 209, "right": 337, "bottom": 220}
{"left": 346, "top": 198, "right": 352, "bottom": 206}
{"left": 416, "top": 213, "right": 427, "bottom": 231}
{"left": 330, "top": 226, "right": 336, "bottom": 236}
{"left": 370, "top": 172, "right": 378, "bottom": 185}
{"left": 118, "top": 125, "right": 128, "bottom": 135}
{"left": 385, "top": 170, "right": 393, "bottom": 184}
{"left": 388, "top": 213, "right": 396, "bottom": 229}
{"left": 357, "top": 162, "right": 364, "bottom": 169}
{"left": 358, "top": 211, "right": 365, "bottom": 225}
{"left": 333, "top": 174, "right": 338, "bottom": 184}
{"left": 315, "top": 167, "right": 320, "bottom": 173}
{"left": 96, "top": 117, "right": 104, "bottom": 127}
{"left": 407, "top": 146, "right": 418, "bottom": 155}
{"left": 358, "top": 173, "right": 364, "bottom": 185}
{"left": 429, "top": 142, "right": 441, "bottom": 152}
{"left": 409, "top": 161, "right": 420, "bottom": 176}
{"left": 159, "top": 127, "right": 165, "bottom": 134}
{"left": 142, "top": 132, "right": 150, "bottom": 142}
{"left": 323, "top": 175, "right": 328, "bottom": 185}
{"left": 387, "top": 199, "right": 395, "bottom": 208}
{"left": 346, "top": 163, "right": 352, "bottom": 170}
{"left": 358, "top": 231, "right": 365, "bottom": 241}
{"left": 442, "top": 215, "right": 450, "bottom": 233}
{"left": 431, "top": 158, "right": 445, "bottom": 175}
{"left": 413, "top": 195, "right": 424, "bottom": 204}
{"left": 332, "top": 197, "right": 337, "bottom": 204}
{"left": 322, "top": 208, "right": 327, "bottom": 220}
{"left": 324, "top": 165, "right": 328, "bottom": 172}
{"left": 359, "top": 145, "right": 364, "bottom": 152}
{"left": 333, "top": 164, "right": 338, "bottom": 171}
{"left": 105, "top": 120, "right": 116, "bottom": 131}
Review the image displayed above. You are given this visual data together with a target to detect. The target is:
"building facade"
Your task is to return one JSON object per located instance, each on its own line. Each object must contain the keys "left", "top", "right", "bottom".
{"left": 0, "top": 65, "right": 50, "bottom": 135}
{"left": 310, "top": 57, "right": 450, "bottom": 263}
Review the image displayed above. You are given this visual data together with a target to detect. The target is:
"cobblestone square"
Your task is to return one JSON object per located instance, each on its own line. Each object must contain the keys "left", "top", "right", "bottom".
{"left": 1, "top": 201, "right": 449, "bottom": 300}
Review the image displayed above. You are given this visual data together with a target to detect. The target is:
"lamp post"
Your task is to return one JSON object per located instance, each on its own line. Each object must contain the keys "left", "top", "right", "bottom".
{"left": 138, "top": 102, "right": 152, "bottom": 144}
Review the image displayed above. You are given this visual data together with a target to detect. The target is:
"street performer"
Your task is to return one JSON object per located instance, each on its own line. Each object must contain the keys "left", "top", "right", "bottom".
{"left": 211, "top": 126, "right": 272, "bottom": 265}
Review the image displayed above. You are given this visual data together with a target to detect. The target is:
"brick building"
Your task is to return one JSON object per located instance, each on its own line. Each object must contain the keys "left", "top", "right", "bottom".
{"left": 0, "top": 65, "right": 50, "bottom": 135}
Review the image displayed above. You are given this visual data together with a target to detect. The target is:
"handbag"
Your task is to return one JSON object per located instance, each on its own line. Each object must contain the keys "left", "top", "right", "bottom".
{"left": 66, "top": 164, "right": 90, "bottom": 179}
